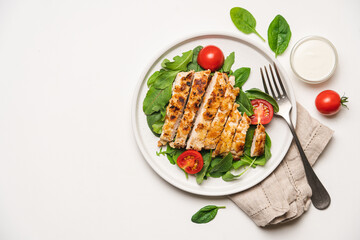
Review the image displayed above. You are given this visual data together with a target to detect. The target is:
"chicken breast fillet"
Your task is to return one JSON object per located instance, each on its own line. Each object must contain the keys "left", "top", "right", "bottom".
{"left": 170, "top": 70, "right": 211, "bottom": 149}
{"left": 203, "top": 76, "right": 239, "bottom": 149}
{"left": 186, "top": 72, "right": 227, "bottom": 151}
{"left": 250, "top": 123, "right": 266, "bottom": 157}
{"left": 213, "top": 103, "right": 242, "bottom": 157}
{"left": 230, "top": 112, "right": 251, "bottom": 160}
{"left": 158, "top": 71, "right": 194, "bottom": 147}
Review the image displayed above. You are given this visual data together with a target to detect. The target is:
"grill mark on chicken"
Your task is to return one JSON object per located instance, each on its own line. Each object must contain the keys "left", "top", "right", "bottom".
{"left": 186, "top": 72, "right": 227, "bottom": 151}
{"left": 230, "top": 112, "right": 251, "bottom": 159}
{"left": 213, "top": 103, "right": 241, "bottom": 157}
{"left": 158, "top": 71, "right": 194, "bottom": 147}
{"left": 204, "top": 76, "right": 239, "bottom": 150}
{"left": 170, "top": 70, "right": 211, "bottom": 148}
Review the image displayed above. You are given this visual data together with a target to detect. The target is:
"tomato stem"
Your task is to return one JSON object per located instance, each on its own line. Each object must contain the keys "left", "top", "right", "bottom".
{"left": 341, "top": 94, "right": 349, "bottom": 109}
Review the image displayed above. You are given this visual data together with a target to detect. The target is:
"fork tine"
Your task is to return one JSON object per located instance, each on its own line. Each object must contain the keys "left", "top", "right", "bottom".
{"left": 260, "top": 68, "right": 269, "bottom": 94}
{"left": 269, "top": 64, "right": 282, "bottom": 97}
{"left": 273, "top": 63, "right": 287, "bottom": 97}
{"left": 263, "top": 66, "right": 277, "bottom": 98}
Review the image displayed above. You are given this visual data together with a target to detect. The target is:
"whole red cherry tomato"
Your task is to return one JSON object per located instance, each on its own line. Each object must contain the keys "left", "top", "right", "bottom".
{"left": 315, "top": 90, "right": 348, "bottom": 115}
{"left": 197, "top": 45, "right": 224, "bottom": 72}
{"left": 177, "top": 150, "right": 204, "bottom": 174}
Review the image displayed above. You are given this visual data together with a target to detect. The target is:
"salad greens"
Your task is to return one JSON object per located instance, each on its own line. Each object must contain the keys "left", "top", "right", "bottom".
{"left": 233, "top": 67, "right": 251, "bottom": 89}
{"left": 220, "top": 52, "right": 235, "bottom": 73}
{"left": 187, "top": 46, "right": 204, "bottom": 72}
{"left": 268, "top": 15, "right": 292, "bottom": 57}
{"left": 230, "top": 7, "right": 265, "bottom": 41}
{"left": 191, "top": 205, "right": 226, "bottom": 224}
{"left": 245, "top": 88, "right": 279, "bottom": 112}
{"left": 163, "top": 50, "right": 193, "bottom": 71}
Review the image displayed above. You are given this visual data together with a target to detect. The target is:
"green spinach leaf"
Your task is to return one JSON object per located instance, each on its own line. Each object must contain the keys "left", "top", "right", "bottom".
{"left": 222, "top": 158, "right": 256, "bottom": 181}
{"left": 230, "top": 7, "right": 265, "bottom": 41}
{"left": 146, "top": 112, "right": 162, "bottom": 136}
{"left": 221, "top": 52, "right": 235, "bottom": 73}
{"left": 209, "top": 153, "right": 233, "bottom": 177}
{"left": 236, "top": 89, "right": 254, "bottom": 116}
{"left": 191, "top": 205, "right": 226, "bottom": 224}
{"left": 153, "top": 70, "right": 180, "bottom": 89}
{"left": 143, "top": 85, "right": 172, "bottom": 115}
{"left": 187, "top": 46, "right": 204, "bottom": 71}
{"left": 233, "top": 67, "right": 251, "bottom": 89}
{"left": 268, "top": 15, "right": 291, "bottom": 57}
{"left": 195, "top": 151, "right": 212, "bottom": 185}
{"left": 164, "top": 50, "right": 193, "bottom": 71}
{"left": 245, "top": 88, "right": 279, "bottom": 112}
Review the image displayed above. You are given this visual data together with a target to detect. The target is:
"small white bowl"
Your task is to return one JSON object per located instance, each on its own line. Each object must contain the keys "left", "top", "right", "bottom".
{"left": 290, "top": 36, "right": 338, "bottom": 84}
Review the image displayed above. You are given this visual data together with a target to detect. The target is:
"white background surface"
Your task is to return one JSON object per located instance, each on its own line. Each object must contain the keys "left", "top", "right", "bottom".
{"left": 0, "top": 0, "right": 359, "bottom": 239}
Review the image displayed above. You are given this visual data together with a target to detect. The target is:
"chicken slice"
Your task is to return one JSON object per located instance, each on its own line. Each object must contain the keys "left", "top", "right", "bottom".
{"left": 158, "top": 71, "right": 194, "bottom": 147}
{"left": 170, "top": 70, "right": 211, "bottom": 149}
{"left": 230, "top": 112, "right": 251, "bottom": 160}
{"left": 213, "top": 103, "right": 242, "bottom": 157}
{"left": 204, "top": 75, "right": 239, "bottom": 149}
{"left": 186, "top": 72, "right": 227, "bottom": 151}
{"left": 250, "top": 124, "right": 266, "bottom": 157}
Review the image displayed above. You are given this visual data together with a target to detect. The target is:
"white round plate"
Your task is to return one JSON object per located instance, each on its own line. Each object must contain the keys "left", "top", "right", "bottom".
{"left": 132, "top": 33, "right": 296, "bottom": 196}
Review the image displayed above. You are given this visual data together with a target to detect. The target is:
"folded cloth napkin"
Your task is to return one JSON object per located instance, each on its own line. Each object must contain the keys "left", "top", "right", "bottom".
{"left": 228, "top": 103, "right": 334, "bottom": 227}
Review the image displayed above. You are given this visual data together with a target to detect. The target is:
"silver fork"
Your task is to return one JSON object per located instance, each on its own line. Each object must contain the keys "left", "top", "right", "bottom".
{"left": 260, "top": 64, "right": 331, "bottom": 210}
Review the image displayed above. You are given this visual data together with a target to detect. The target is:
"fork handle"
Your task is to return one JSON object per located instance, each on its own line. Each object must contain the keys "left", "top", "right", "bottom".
{"left": 282, "top": 114, "right": 331, "bottom": 210}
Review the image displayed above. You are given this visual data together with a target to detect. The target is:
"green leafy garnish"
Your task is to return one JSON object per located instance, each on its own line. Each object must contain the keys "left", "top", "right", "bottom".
{"left": 222, "top": 158, "right": 256, "bottom": 181}
{"left": 230, "top": 7, "right": 265, "bottom": 41}
{"left": 221, "top": 52, "right": 235, "bottom": 73}
{"left": 191, "top": 205, "right": 226, "bottom": 224}
{"left": 267, "top": 15, "right": 291, "bottom": 57}
{"left": 143, "top": 85, "right": 172, "bottom": 115}
{"left": 236, "top": 89, "right": 254, "bottom": 116}
{"left": 209, "top": 153, "right": 233, "bottom": 178}
{"left": 163, "top": 50, "right": 193, "bottom": 71}
{"left": 245, "top": 88, "right": 279, "bottom": 112}
{"left": 195, "top": 150, "right": 213, "bottom": 184}
{"left": 233, "top": 67, "right": 251, "bottom": 89}
{"left": 187, "top": 46, "right": 204, "bottom": 71}
{"left": 157, "top": 145, "right": 185, "bottom": 165}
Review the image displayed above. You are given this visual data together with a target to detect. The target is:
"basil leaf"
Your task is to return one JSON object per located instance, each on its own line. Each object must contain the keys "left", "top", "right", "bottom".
{"left": 236, "top": 89, "right": 254, "bottom": 116}
{"left": 233, "top": 67, "right": 250, "bottom": 89}
{"left": 245, "top": 88, "right": 279, "bottom": 112}
{"left": 187, "top": 46, "right": 204, "bottom": 71}
{"left": 221, "top": 52, "right": 235, "bottom": 73}
{"left": 153, "top": 70, "right": 179, "bottom": 89}
{"left": 230, "top": 7, "right": 265, "bottom": 41}
{"left": 191, "top": 205, "right": 226, "bottom": 224}
{"left": 164, "top": 50, "right": 193, "bottom": 71}
{"left": 268, "top": 15, "right": 291, "bottom": 57}
{"left": 196, "top": 151, "right": 212, "bottom": 185}
{"left": 143, "top": 85, "right": 172, "bottom": 115}
{"left": 210, "top": 153, "right": 233, "bottom": 177}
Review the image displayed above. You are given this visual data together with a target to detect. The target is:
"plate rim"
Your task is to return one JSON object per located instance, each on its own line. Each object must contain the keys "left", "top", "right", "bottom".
{"left": 132, "top": 31, "right": 297, "bottom": 196}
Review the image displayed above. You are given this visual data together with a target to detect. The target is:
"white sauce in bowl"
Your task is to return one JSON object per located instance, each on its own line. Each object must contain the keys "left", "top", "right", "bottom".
{"left": 290, "top": 36, "right": 337, "bottom": 84}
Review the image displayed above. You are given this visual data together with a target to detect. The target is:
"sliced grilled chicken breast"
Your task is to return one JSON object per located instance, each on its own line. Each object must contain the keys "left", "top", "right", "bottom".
{"left": 213, "top": 103, "right": 242, "bottom": 157}
{"left": 186, "top": 72, "right": 227, "bottom": 151}
{"left": 170, "top": 70, "right": 211, "bottom": 149}
{"left": 158, "top": 71, "right": 194, "bottom": 147}
{"left": 230, "top": 112, "right": 251, "bottom": 160}
{"left": 204, "top": 76, "right": 239, "bottom": 149}
{"left": 250, "top": 124, "right": 266, "bottom": 157}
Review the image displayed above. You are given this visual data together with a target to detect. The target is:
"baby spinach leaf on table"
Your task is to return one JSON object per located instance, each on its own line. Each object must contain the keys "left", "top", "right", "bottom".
{"left": 164, "top": 50, "right": 193, "bottom": 71}
{"left": 220, "top": 52, "right": 235, "bottom": 73}
{"left": 196, "top": 151, "right": 212, "bottom": 185}
{"left": 153, "top": 70, "right": 180, "bottom": 89}
{"left": 245, "top": 88, "right": 279, "bottom": 112}
{"left": 143, "top": 85, "right": 172, "bottom": 115}
{"left": 236, "top": 89, "right": 254, "bottom": 116}
{"left": 268, "top": 15, "right": 291, "bottom": 57}
{"left": 233, "top": 67, "right": 251, "bottom": 89}
{"left": 187, "top": 46, "right": 204, "bottom": 72}
{"left": 209, "top": 153, "right": 233, "bottom": 178}
{"left": 191, "top": 205, "right": 226, "bottom": 224}
{"left": 230, "top": 7, "right": 265, "bottom": 41}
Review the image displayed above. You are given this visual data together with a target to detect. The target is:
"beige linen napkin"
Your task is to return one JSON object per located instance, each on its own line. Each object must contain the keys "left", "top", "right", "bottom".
{"left": 228, "top": 103, "right": 333, "bottom": 227}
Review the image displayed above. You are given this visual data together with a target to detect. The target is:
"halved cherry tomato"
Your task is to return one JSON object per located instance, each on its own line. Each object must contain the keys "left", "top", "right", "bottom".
{"left": 250, "top": 99, "right": 274, "bottom": 125}
{"left": 177, "top": 150, "right": 204, "bottom": 174}
{"left": 197, "top": 45, "right": 224, "bottom": 72}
